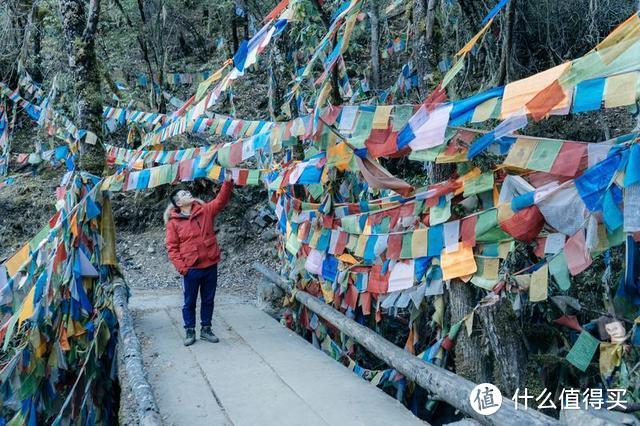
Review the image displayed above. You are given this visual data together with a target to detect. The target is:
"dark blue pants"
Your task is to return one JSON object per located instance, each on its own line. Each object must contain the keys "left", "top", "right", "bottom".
{"left": 182, "top": 264, "right": 218, "bottom": 329}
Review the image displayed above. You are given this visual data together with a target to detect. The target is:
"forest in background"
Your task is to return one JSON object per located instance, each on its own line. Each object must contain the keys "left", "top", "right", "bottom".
{"left": 2, "top": 0, "right": 640, "bottom": 424}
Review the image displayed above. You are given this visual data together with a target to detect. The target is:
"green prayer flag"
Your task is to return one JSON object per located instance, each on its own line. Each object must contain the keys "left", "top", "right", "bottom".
{"left": 607, "top": 226, "right": 625, "bottom": 248}
{"left": 566, "top": 331, "right": 600, "bottom": 372}
{"left": 463, "top": 173, "right": 494, "bottom": 197}
{"left": 239, "top": 121, "right": 251, "bottom": 137}
{"left": 349, "top": 111, "right": 373, "bottom": 148}
{"left": 392, "top": 106, "right": 414, "bottom": 131}
{"left": 442, "top": 58, "right": 465, "bottom": 88}
{"left": 267, "top": 175, "right": 283, "bottom": 190}
{"left": 475, "top": 210, "right": 510, "bottom": 242}
{"left": 307, "top": 183, "right": 324, "bottom": 199}
{"left": 549, "top": 252, "right": 571, "bottom": 291}
{"left": 217, "top": 145, "right": 231, "bottom": 167}
{"left": 430, "top": 199, "right": 451, "bottom": 225}
{"left": 401, "top": 232, "right": 413, "bottom": 259}
{"left": 341, "top": 216, "right": 360, "bottom": 234}
{"left": 408, "top": 145, "right": 444, "bottom": 162}
{"left": 304, "top": 147, "right": 321, "bottom": 160}
{"left": 346, "top": 234, "right": 358, "bottom": 252}
{"left": 376, "top": 216, "right": 391, "bottom": 234}
{"left": 29, "top": 225, "right": 50, "bottom": 251}
{"left": 286, "top": 232, "right": 301, "bottom": 255}
{"left": 247, "top": 169, "right": 260, "bottom": 186}
{"left": 526, "top": 139, "right": 563, "bottom": 172}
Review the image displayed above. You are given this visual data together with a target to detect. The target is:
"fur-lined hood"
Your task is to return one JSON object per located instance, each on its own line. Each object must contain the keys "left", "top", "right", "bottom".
{"left": 163, "top": 198, "right": 205, "bottom": 224}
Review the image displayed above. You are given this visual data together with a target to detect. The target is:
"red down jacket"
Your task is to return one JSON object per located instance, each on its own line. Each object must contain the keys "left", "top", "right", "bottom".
{"left": 165, "top": 181, "right": 233, "bottom": 275}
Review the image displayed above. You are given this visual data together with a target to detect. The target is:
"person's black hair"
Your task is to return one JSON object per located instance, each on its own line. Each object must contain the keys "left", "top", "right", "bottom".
{"left": 169, "top": 188, "right": 182, "bottom": 208}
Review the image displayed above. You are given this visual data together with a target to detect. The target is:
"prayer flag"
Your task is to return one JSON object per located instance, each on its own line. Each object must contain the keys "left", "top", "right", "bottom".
{"left": 566, "top": 331, "right": 600, "bottom": 372}
{"left": 440, "top": 246, "right": 477, "bottom": 280}
{"left": 529, "top": 264, "right": 549, "bottom": 302}
{"left": 564, "top": 230, "right": 592, "bottom": 276}
{"left": 572, "top": 77, "right": 605, "bottom": 112}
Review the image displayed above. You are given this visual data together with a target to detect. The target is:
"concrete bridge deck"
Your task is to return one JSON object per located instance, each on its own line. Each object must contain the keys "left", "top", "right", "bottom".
{"left": 130, "top": 290, "right": 425, "bottom": 426}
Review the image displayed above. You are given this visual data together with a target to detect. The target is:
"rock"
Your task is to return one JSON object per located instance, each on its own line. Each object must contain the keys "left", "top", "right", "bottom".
{"left": 262, "top": 228, "right": 278, "bottom": 241}
{"left": 560, "top": 408, "right": 640, "bottom": 425}
{"left": 256, "top": 278, "right": 285, "bottom": 319}
{"left": 147, "top": 246, "right": 156, "bottom": 254}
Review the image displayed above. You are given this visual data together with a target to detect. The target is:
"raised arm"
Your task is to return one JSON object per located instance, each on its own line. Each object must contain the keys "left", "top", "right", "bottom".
{"left": 205, "top": 180, "right": 233, "bottom": 216}
{"left": 166, "top": 221, "right": 188, "bottom": 275}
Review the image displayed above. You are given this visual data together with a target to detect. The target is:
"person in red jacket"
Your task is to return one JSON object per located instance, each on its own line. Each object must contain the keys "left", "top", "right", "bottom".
{"left": 165, "top": 171, "right": 233, "bottom": 346}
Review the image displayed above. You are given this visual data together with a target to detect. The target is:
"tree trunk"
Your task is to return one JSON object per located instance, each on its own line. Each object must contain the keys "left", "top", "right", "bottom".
{"left": 497, "top": 0, "right": 516, "bottom": 86}
{"left": 449, "top": 280, "right": 494, "bottom": 384}
{"left": 476, "top": 297, "right": 528, "bottom": 396}
{"left": 412, "top": 0, "right": 438, "bottom": 97}
{"left": 231, "top": 15, "right": 240, "bottom": 52}
{"left": 369, "top": 0, "right": 381, "bottom": 90}
{"left": 60, "top": 0, "right": 106, "bottom": 176}
{"left": 310, "top": 0, "right": 343, "bottom": 105}
{"left": 31, "top": 6, "right": 45, "bottom": 83}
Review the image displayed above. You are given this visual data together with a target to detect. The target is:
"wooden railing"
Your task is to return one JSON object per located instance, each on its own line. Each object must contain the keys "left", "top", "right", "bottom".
{"left": 253, "top": 263, "right": 560, "bottom": 426}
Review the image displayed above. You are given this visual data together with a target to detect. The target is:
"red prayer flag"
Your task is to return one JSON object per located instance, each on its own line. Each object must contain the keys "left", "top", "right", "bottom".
{"left": 387, "top": 234, "right": 402, "bottom": 260}
{"left": 368, "top": 264, "right": 390, "bottom": 294}
{"left": 565, "top": 229, "right": 592, "bottom": 275}
{"left": 237, "top": 169, "right": 249, "bottom": 185}
{"left": 553, "top": 315, "right": 582, "bottom": 332}
{"left": 460, "top": 215, "right": 478, "bottom": 247}
{"left": 550, "top": 142, "right": 586, "bottom": 177}
{"left": 526, "top": 80, "right": 567, "bottom": 121}
{"left": 499, "top": 205, "right": 545, "bottom": 242}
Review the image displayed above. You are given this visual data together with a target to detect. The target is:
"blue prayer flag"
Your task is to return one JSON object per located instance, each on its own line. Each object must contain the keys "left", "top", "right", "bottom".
{"left": 572, "top": 77, "right": 605, "bottom": 113}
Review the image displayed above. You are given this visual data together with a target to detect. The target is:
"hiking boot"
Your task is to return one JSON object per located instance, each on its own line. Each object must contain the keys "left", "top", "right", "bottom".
{"left": 200, "top": 326, "right": 219, "bottom": 343}
{"left": 184, "top": 328, "right": 196, "bottom": 346}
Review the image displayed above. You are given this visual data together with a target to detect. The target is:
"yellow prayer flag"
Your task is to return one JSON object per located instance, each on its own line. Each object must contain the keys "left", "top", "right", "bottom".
{"left": 321, "top": 282, "right": 334, "bottom": 304}
{"left": 456, "top": 20, "right": 493, "bottom": 57}
{"left": 504, "top": 138, "right": 537, "bottom": 169}
{"left": 529, "top": 264, "right": 549, "bottom": 302}
{"left": 338, "top": 253, "right": 358, "bottom": 264}
{"left": 471, "top": 97, "right": 500, "bottom": 123}
{"left": 246, "top": 121, "right": 259, "bottom": 136}
{"left": 195, "top": 64, "right": 227, "bottom": 101}
{"left": 482, "top": 258, "right": 500, "bottom": 280}
{"left": 411, "top": 228, "right": 429, "bottom": 258}
{"left": 18, "top": 286, "right": 35, "bottom": 327}
{"left": 497, "top": 203, "right": 515, "bottom": 223}
{"left": 372, "top": 106, "right": 393, "bottom": 129}
{"left": 5, "top": 244, "right": 30, "bottom": 277}
{"left": 355, "top": 234, "right": 367, "bottom": 258}
{"left": 455, "top": 167, "right": 481, "bottom": 196}
{"left": 604, "top": 72, "right": 639, "bottom": 109}
{"left": 498, "top": 241, "right": 514, "bottom": 259}
{"left": 596, "top": 13, "right": 640, "bottom": 65}
{"left": 208, "top": 165, "right": 222, "bottom": 180}
{"left": 309, "top": 228, "right": 321, "bottom": 249}
{"left": 436, "top": 149, "right": 467, "bottom": 164}
{"left": 599, "top": 343, "right": 622, "bottom": 376}
{"left": 327, "top": 141, "right": 353, "bottom": 172}
{"left": 440, "top": 246, "right": 477, "bottom": 280}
